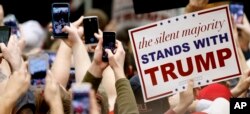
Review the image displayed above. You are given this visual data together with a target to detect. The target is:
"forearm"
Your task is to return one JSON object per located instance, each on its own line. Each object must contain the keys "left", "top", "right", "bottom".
{"left": 115, "top": 78, "right": 139, "bottom": 114}
{"left": 49, "top": 97, "right": 64, "bottom": 114}
{"left": 51, "top": 41, "right": 72, "bottom": 87}
{"left": 72, "top": 42, "right": 91, "bottom": 83}
{"left": 0, "top": 95, "right": 16, "bottom": 114}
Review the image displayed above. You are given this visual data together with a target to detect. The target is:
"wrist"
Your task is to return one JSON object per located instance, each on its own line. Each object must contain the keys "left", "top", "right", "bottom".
{"left": 113, "top": 67, "right": 126, "bottom": 81}
{"left": 48, "top": 96, "right": 62, "bottom": 107}
{"left": 88, "top": 62, "right": 104, "bottom": 78}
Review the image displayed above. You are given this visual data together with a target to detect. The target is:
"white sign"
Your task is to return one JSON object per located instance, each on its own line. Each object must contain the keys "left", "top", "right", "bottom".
{"left": 129, "top": 5, "right": 241, "bottom": 102}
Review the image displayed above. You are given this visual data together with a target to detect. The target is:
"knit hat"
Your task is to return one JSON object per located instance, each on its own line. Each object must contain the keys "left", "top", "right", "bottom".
{"left": 197, "top": 83, "right": 231, "bottom": 101}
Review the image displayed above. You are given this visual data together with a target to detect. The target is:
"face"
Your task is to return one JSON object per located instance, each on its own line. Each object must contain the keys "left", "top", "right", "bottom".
{"left": 0, "top": 5, "right": 4, "bottom": 25}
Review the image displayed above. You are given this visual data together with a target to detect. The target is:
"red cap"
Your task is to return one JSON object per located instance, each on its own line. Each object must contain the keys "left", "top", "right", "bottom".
{"left": 197, "top": 83, "right": 231, "bottom": 101}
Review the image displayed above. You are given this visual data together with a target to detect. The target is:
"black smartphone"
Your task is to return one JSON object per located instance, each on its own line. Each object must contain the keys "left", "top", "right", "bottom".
{"left": 0, "top": 26, "right": 11, "bottom": 46}
{"left": 102, "top": 32, "right": 116, "bottom": 62}
{"left": 28, "top": 53, "right": 49, "bottom": 86}
{"left": 71, "top": 83, "right": 91, "bottom": 114}
{"left": 51, "top": 3, "right": 70, "bottom": 38}
{"left": 84, "top": 16, "right": 99, "bottom": 45}
{"left": 229, "top": 3, "right": 244, "bottom": 24}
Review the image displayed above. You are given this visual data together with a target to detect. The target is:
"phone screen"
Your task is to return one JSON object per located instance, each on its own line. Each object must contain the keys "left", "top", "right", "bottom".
{"left": 84, "top": 16, "right": 99, "bottom": 45}
{"left": 72, "top": 83, "right": 91, "bottom": 114}
{"left": 102, "top": 32, "right": 116, "bottom": 62}
{"left": 229, "top": 3, "right": 244, "bottom": 24}
{"left": 52, "top": 3, "right": 70, "bottom": 38}
{"left": 0, "top": 26, "right": 11, "bottom": 46}
{"left": 28, "top": 53, "right": 49, "bottom": 86}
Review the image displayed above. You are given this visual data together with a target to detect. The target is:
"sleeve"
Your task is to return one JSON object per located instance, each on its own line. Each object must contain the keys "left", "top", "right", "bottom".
{"left": 82, "top": 71, "right": 102, "bottom": 91}
{"left": 114, "top": 78, "right": 139, "bottom": 114}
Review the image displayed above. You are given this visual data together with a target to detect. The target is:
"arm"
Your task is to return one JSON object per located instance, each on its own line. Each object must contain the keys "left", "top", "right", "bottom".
{"left": 101, "top": 67, "right": 117, "bottom": 111}
{"left": 72, "top": 37, "right": 91, "bottom": 83}
{"left": 82, "top": 30, "right": 108, "bottom": 91}
{"left": 105, "top": 41, "right": 139, "bottom": 114}
{"left": 0, "top": 62, "right": 30, "bottom": 114}
{"left": 51, "top": 41, "right": 72, "bottom": 87}
{"left": 60, "top": 16, "right": 92, "bottom": 83}
{"left": 44, "top": 71, "right": 64, "bottom": 114}
{"left": 231, "top": 69, "right": 250, "bottom": 97}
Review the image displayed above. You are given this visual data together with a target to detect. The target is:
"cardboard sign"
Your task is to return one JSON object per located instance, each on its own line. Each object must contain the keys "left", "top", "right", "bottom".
{"left": 129, "top": 5, "right": 241, "bottom": 102}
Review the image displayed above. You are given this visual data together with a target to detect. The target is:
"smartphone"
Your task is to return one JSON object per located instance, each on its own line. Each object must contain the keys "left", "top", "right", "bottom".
{"left": 102, "top": 32, "right": 116, "bottom": 62}
{"left": 0, "top": 26, "right": 11, "bottom": 46}
{"left": 229, "top": 3, "right": 244, "bottom": 24}
{"left": 71, "top": 82, "right": 91, "bottom": 114}
{"left": 84, "top": 16, "right": 99, "bottom": 45}
{"left": 51, "top": 3, "right": 70, "bottom": 38}
{"left": 28, "top": 53, "right": 49, "bottom": 86}
{"left": 3, "top": 14, "right": 21, "bottom": 38}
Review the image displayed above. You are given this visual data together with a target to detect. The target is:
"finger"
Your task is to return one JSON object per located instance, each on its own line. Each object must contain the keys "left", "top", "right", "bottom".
{"left": 20, "top": 61, "right": 28, "bottom": 73}
{"left": 236, "top": 24, "right": 244, "bottom": 30}
{"left": 116, "top": 40, "right": 124, "bottom": 52}
{"left": 18, "top": 38, "right": 26, "bottom": 51}
{"left": 0, "top": 43, "right": 7, "bottom": 53}
{"left": 50, "top": 36, "right": 55, "bottom": 40}
{"left": 94, "top": 29, "right": 103, "bottom": 40}
{"left": 73, "top": 16, "right": 84, "bottom": 27}
{"left": 49, "top": 28, "right": 53, "bottom": 32}
{"left": 187, "top": 79, "right": 194, "bottom": 91}
{"left": 243, "top": 14, "right": 250, "bottom": 25}
{"left": 105, "top": 49, "right": 114, "bottom": 57}
{"left": 61, "top": 25, "right": 71, "bottom": 33}
{"left": 95, "top": 34, "right": 103, "bottom": 49}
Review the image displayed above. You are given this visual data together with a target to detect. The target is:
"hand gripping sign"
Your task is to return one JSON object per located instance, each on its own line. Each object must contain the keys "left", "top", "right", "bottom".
{"left": 129, "top": 5, "right": 241, "bottom": 102}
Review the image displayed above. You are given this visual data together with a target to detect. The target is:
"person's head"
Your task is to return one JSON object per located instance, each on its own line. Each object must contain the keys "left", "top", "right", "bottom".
{"left": 0, "top": 4, "right": 4, "bottom": 25}
{"left": 117, "top": 27, "right": 137, "bottom": 78}
{"left": 21, "top": 20, "right": 47, "bottom": 54}
{"left": 13, "top": 89, "right": 36, "bottom": 114}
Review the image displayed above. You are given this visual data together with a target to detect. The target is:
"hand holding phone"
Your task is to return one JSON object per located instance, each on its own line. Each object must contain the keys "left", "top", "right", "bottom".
{"left": 72, "top": 82, "right": 91, "bottom": 114}
{"left": 84, "top": 16, "right": 99, "bottom": 45}
{"left": 51, "top": 3, "right": 70, "bottom": 38}
{"left": 102, "top": 32, "right": 116, "bottom": 62}
{"left": 230, "top": 3, "right": 244, "bottom": 24}
{"left": 28, "top": 53, "right": 49, "bottom": 86}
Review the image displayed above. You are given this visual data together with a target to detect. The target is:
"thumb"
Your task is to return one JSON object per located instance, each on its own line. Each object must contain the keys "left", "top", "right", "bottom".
{"left": 105, "top": 49, "right": 114, "bottom": 58}
{"left": 73, "top": 16, "right": 84, "bottom": 27}
{"left": 20, "top": 61, "right": 28, "bottom": 72}
{"left": 0, "top": 43, "right": 7, "bottom": 52}
{"left": 62, "top": 25, "right": 71, "bottom": 33}
{"left": 236, "top": 24, "right": 245, "bottom": 30}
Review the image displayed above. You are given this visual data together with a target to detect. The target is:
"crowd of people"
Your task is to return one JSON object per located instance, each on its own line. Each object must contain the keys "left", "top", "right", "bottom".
{"left": 1, "top": 0, "right": 250, "bottom": 114}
